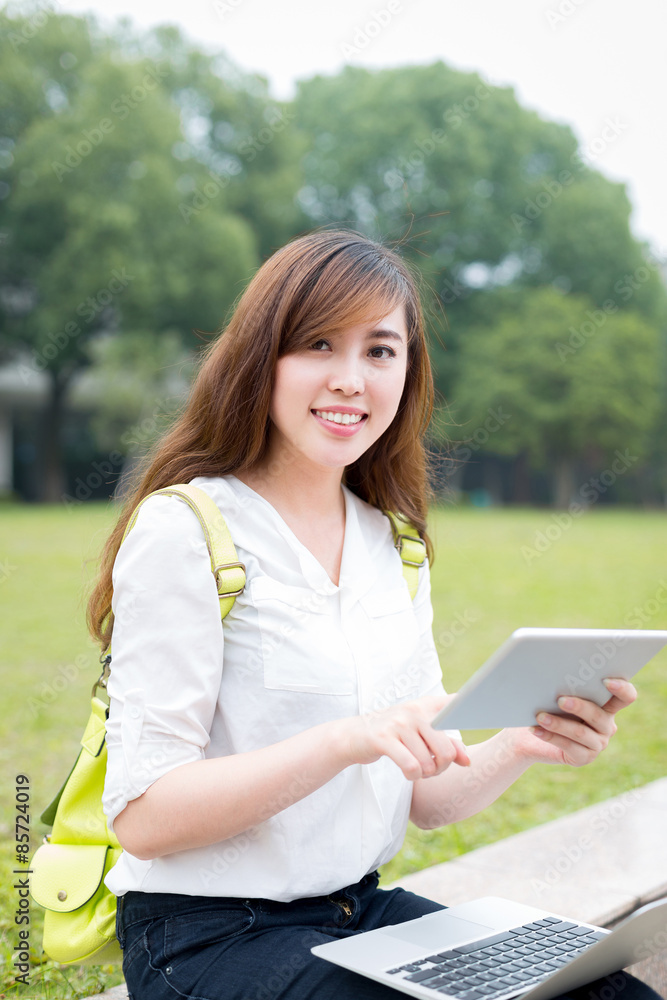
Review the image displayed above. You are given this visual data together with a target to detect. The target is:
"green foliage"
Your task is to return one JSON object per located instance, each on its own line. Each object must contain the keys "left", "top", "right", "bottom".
{"left": 450, "top": 287, "right": 661, "bottom": 482}
{"left": 83, "top": 329, "right": 194, "bottom": 456}
{"left": 291, "top": 63, "right": 667, "bottom": 481}
{"left": 292, "top": 62, "right": 663, "bottom": 332}
{"left": 118, "top": 22, "right": 309, "bottom": 259}
{"left": 533, "top": 173, "right": 659, "bottom": 315}
{"left": 0, "top": 8, "right": 301, "bottom": 497}
{"left": 2, "top": 19, "right": 260, "bottom": 375}
{"left": 1, "top": 8, "right": 666, "bottom": 503}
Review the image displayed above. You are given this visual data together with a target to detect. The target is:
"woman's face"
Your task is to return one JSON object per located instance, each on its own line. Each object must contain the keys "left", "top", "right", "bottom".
{"left": 267, "top": 304, "right": 409, "bottom": 475}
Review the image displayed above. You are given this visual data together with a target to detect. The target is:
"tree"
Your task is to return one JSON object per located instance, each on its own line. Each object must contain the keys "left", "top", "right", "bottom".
{"left": 450, "top": 288, "right": 661, "bottom": 505}
{"left": 3, "top": 17, "right": 665, "bottom": 502}
{"left": 115, "top": 21, "right": 309, "bottom": 260}
{"left": 291, "top": 62, "right": 667, "bottom": 398}
{"left": 0, "top": 10, "right": 262, "bottom": 498}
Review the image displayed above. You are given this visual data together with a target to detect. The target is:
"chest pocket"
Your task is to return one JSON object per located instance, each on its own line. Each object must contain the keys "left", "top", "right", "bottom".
{"left": 251, "top": 577, "right": 355, "bottom": 696}
{"left": 359, "top": 587, "right": 421, "bottom": 701}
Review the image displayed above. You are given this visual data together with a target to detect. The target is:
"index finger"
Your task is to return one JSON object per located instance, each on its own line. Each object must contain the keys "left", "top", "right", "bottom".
{"left": 419, "top": 723, "right": 470, "bottom": 771}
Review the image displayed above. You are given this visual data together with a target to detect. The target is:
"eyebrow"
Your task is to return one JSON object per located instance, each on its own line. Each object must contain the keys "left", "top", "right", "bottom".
{"left": 367, "top": 327, "right": 405, "bottom": 343}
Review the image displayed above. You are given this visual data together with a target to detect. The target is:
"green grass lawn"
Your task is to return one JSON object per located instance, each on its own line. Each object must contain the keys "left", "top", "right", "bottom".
{"left": 1, "top": 501, "right": 666, "bottom": 996}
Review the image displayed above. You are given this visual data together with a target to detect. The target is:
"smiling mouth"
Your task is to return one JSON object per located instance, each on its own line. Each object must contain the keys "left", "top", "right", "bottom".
{"left": 312, "top": 410, "right": 367, "bottom": 426}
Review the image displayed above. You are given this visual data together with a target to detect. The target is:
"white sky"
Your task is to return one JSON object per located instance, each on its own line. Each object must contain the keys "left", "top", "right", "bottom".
{"left": 59, "top": 0, "right": 666, "bottom": 258}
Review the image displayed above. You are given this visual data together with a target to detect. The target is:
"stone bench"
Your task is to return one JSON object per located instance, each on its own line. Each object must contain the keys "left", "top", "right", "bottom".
{"left": 85, "top": 778, "right": 667, "bottom": 999}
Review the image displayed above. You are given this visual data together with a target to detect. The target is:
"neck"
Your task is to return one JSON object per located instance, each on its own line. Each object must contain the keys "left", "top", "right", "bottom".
{"left": 237, "top": 440, "right": 348, "bottom": 587}
{"left": 238, "top": 443, "right": 345, "bottom": 521}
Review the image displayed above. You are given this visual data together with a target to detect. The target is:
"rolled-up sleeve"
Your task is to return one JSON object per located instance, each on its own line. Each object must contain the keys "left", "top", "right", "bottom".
{"left": 102, "top": 494, "right": 224, "bottom": 831}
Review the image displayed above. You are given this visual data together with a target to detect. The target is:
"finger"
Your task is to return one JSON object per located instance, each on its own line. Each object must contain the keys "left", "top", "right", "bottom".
{"left": 405, "top": 724, "right": 458, "bottom": 777}
{"left": 417, "top": 715, "right": 471, "bottom": 771}
{"left": 380, "top": 734, "right": 431, "bottom": 781}
{"left": 602, "top": 678, "right": 638, "bottom": 713}
{"left": 533, "top": 729, "right": 598, "bottom": 767}
{"left": 450, "top": 738, "right": 471, "bottom": 767}
{"left": 555, "top": 696, "right": 617, "bottom": 737}
{"left": 536, "top": 711, "right": 608, "bottom": 753}
{"left": 435, "top": 736, "right": 470, "bottom": 768}
{"left": 529, "top": 727, "right": 572, "bottom": 764}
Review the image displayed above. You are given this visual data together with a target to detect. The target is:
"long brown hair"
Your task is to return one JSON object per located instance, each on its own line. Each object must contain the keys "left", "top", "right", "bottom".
{"left": 88, "top": 229, "right": 435, "bottom": 649}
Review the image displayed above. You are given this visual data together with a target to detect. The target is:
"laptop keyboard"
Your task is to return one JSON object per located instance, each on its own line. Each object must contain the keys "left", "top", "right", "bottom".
{"left": 384, "top": 915, "right": 607, "bottom": 998}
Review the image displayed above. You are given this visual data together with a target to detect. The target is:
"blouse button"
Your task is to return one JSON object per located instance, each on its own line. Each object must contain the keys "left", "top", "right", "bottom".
{"left": 129, "top": 707, "right": 140, "bottom": 719}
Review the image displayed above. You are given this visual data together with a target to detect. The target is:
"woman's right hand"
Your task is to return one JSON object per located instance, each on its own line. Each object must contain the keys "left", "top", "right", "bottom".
{"left": 337, "top": 695, "right": 471, "bottom": 781}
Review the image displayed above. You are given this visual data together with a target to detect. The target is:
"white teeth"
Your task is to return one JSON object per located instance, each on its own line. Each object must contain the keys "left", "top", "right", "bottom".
{"left": 315, "top": 410, "right": 363, "bottom": 425}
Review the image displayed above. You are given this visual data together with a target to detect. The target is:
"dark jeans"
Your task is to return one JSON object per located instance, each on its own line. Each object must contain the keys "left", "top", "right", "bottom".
{"left": 116, "top": 874, "right": 660, "bottom": 1000}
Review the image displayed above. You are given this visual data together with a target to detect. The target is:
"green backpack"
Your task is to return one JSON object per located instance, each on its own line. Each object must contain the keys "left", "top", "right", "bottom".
{"left": 31, "top": 484, "right": 425, "bottom": 965}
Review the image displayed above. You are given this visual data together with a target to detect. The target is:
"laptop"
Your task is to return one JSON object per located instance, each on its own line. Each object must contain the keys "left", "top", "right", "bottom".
{"left": 312, "top": 894, "right": 667, "bottom": 999}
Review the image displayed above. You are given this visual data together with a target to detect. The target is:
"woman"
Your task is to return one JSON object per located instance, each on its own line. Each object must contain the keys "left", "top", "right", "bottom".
{"left": 89, "top": 229, "right": 657, "bottom": 999}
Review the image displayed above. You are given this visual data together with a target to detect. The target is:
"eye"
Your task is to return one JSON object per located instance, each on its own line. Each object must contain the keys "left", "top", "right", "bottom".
{"left": 368, "top": 345, "right": 397, "bottom": 360}
{"left": 309, "top": 339, "right": 331, "bottom": 352}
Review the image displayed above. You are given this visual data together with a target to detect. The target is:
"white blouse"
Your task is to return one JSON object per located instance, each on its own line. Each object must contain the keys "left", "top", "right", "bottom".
{"left": 103, "top": 474, "right": 458, "bottom": 902}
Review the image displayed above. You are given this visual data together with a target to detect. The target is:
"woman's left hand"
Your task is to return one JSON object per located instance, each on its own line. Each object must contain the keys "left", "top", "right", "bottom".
{"left": 514, "top": 677, "right": 637, "bottom": 767}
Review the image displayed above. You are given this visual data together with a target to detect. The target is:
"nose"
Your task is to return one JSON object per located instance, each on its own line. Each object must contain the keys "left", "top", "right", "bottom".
{"left": 327, "top": 354, "right": 366, "bottom": 396}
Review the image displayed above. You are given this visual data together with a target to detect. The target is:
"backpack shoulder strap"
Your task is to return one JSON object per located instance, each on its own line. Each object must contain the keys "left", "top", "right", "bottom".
{"left": 385, "top": 512, "right": 427, "bottom": 601}
{"left": 122, "top": 483, "right": 246, "bottom": 620}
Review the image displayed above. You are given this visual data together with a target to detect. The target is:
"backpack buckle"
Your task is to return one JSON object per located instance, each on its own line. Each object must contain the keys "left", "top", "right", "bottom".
{"left": 213, "top": 561, "right": 246, "bottom": 598}
{"left": 394, "top": 534, "right": 426, "bottom": 568}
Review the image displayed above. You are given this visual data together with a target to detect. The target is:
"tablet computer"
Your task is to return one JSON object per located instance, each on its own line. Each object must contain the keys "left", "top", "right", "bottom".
{"left": 432, "top": 627, "right": 667, "bottom": 731}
